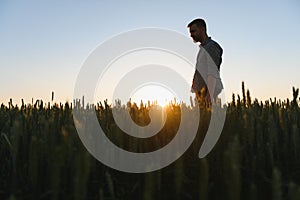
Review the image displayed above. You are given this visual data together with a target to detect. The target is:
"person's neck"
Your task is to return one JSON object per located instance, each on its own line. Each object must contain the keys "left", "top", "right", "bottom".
{"left": 200, "top": 35, "right": 209, "bottom": 44}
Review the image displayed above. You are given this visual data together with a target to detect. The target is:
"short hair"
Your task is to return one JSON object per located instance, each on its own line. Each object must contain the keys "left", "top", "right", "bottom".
{"left": 187, "top": 18, "right": 206, "bottom": 29}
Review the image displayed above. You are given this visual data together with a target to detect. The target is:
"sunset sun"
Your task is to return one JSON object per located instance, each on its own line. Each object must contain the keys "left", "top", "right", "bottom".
{"left": 130, "top": 84, "right": 178, "bottom": 107}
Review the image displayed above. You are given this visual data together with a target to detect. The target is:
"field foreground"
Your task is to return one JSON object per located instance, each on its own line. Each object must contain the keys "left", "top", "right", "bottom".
{"left": 1, "top": 86, "right": 300, "bottom": 200}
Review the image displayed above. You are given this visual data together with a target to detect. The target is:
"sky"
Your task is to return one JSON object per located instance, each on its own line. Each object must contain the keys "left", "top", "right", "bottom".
{"left": 1, "top": 0, "right": 300, "bottom": 106}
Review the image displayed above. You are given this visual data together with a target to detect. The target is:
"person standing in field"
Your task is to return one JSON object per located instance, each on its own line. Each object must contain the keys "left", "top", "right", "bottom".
{"left": 187, "top": 18, "right": 223, "bottom": 104}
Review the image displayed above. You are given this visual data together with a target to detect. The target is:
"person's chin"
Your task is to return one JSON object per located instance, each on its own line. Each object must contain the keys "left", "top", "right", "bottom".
{"left": 192, "top": 38, "right": 199, "bottom": 43}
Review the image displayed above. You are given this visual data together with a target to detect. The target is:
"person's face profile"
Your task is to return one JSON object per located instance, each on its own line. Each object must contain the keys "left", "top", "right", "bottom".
{"left": 189, "top": 24, "right": 202, "bottom": 43}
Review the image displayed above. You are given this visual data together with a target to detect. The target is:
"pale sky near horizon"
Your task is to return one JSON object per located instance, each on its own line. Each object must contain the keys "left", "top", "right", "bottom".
{"left": 1, "top": 0, "right": 300, "bottom": 106}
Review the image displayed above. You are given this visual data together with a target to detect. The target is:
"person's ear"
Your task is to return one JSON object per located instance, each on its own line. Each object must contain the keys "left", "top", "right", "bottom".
{"left": 200, "top": 26, "right": 205, "bottom": 32}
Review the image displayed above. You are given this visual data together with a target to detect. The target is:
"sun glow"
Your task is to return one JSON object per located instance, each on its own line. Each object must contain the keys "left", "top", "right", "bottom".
{"left": 130, "top": 84, "right": 178, "bottom": 107}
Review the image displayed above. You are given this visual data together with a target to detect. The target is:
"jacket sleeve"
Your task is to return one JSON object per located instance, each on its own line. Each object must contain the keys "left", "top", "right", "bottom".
{"left": 203, "top": 43, "right": 222, "bottom": 79}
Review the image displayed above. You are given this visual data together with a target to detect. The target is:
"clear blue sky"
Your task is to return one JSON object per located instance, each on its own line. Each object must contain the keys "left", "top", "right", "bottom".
{"left": 1, "top": 0, "right": 299, "bottom": 105}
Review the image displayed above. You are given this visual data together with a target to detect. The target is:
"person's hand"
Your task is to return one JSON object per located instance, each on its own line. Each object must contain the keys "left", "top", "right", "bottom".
{"left": 204, "top": 93, "right": 212, "bottom": 105}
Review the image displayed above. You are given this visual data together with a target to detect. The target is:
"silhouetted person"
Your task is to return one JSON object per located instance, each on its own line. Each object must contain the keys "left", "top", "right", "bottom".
{"left": 188, "top": 18, "right": 223, "bottom": 104}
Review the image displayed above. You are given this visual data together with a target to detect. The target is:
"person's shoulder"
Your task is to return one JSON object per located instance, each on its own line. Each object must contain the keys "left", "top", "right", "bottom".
{"left": 207, "top": 39, "right": 222, "bottom": 50}
{"left": 204, "top": 39, "right": 223, "bottom": 56}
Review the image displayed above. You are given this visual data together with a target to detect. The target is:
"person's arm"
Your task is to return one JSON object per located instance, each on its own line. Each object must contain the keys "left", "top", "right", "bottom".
{"left": 205, "top": 75, "right": 216, "bottom": 103}
{"left": 204, "top": 43, "right": 221, "bottom": 103}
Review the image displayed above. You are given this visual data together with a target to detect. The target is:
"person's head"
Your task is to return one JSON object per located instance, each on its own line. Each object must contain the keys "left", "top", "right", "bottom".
{"left": 187, "top": 18, "right": 208, "bottom": 43}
